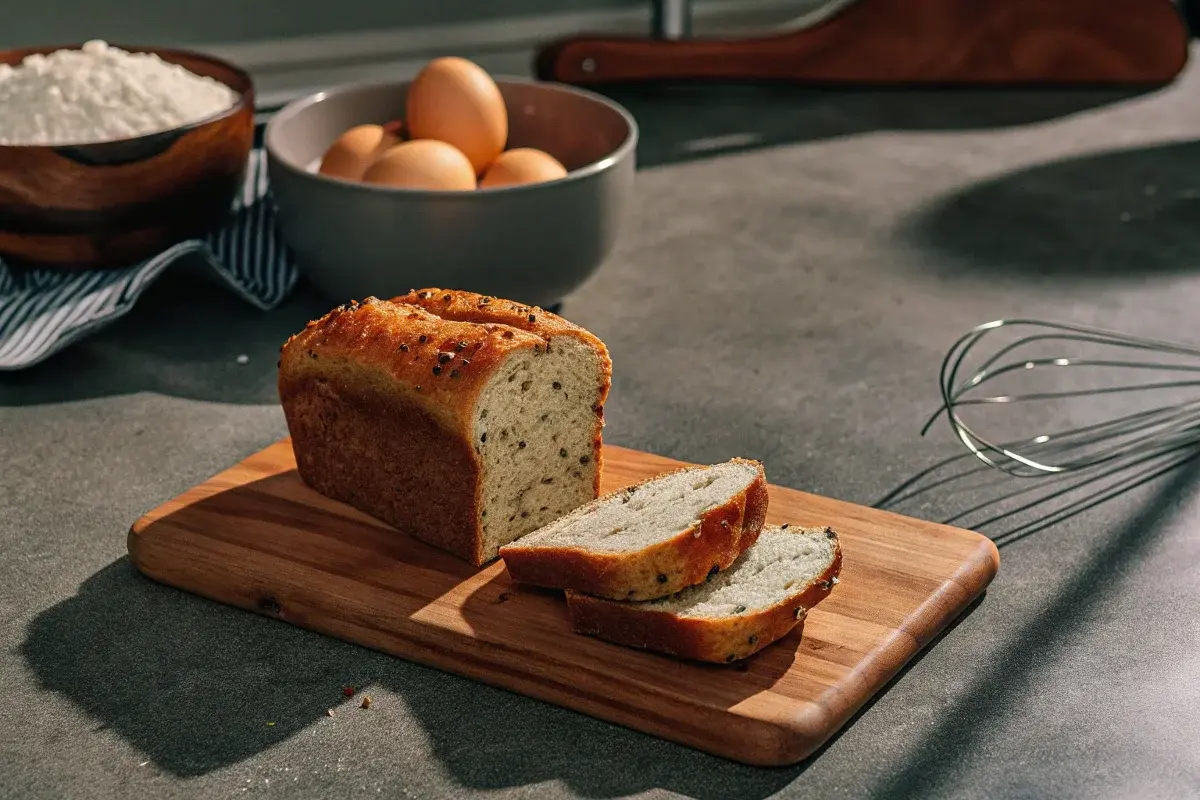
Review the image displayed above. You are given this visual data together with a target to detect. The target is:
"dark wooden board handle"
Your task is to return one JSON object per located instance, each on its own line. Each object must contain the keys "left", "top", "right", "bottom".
{"left": 538, "top": 0, "right": 1189, "bottom": 87}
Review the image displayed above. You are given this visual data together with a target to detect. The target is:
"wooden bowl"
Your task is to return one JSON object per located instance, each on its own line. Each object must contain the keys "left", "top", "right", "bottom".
{"left": 0, "top": 44, "right": 254, "bottom": 270}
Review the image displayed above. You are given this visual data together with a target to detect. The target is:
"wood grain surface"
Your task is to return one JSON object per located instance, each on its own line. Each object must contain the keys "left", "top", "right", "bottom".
{"left": 536, "top": 0, "right": 1188, "bottom": 87}
{"left": 128, "top": 440, "right": 999, "bottom": 766}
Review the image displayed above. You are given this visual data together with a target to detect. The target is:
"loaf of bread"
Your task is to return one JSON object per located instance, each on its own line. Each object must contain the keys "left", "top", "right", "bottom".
{"left": 277, "top": 289, "right": 612, "bottom": 566}
{"left": 565, "top": 525, "right": 842, "bottom": 663}
{"left": 499, "top": 459, "right": 768, "bottom": 600}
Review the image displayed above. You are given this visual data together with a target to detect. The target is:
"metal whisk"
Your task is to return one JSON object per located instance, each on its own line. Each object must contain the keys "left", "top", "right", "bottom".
{"left": 924, "top": 319, "right": 1200, "bottom": 477}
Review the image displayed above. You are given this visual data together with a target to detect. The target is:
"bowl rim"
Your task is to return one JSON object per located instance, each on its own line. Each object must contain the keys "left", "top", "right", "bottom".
{"left": 0, "top": 41, "right": 254, "bottom": 150}
{"left": 263, "top": 75, "right": 639, "bottom": 197}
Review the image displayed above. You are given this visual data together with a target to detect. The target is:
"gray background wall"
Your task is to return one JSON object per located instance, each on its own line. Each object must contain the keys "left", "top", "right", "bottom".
{"left": 0, "top": 0, "right": 644, "bottom": 49}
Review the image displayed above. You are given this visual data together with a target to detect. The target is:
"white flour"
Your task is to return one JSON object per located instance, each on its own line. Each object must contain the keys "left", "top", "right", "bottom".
{"left": 0, "top": 40, "right": 238, "bottom": 146}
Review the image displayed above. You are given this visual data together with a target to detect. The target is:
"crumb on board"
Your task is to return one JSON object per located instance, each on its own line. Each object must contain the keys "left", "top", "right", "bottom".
{"left": 360, "top": 696, "right": 372, "bottom": 710}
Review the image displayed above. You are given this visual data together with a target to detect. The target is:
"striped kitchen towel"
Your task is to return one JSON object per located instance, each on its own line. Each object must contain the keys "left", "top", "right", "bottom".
{"left": 0, "top": 147, "right": 298, "bottom": 371}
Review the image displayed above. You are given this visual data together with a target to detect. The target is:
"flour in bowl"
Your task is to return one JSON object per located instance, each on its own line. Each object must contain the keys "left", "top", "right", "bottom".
{"left": 0, "top": 40, "right": 238, "bottom": 146}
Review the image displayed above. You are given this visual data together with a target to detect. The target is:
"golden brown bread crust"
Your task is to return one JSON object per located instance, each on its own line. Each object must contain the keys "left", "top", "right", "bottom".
{"left": 394, "top": 288, "right": 607, "bottom": 352}
{"left": 277, "top": 290, "right": 611, "bottom": 566}
{"left": 565, "top": 529, "right": 842, "bottom": 663}
{"left": 498, "top": 460, "right": 769, "bottom": 601}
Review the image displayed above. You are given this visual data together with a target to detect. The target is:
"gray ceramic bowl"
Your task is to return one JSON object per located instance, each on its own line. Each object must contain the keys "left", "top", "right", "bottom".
{"left": 264, "top": 78, "right": 637, "bottom": 308}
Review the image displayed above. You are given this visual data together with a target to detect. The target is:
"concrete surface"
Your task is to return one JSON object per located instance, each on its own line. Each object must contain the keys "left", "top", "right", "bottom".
{"left": 3, "top": 52, "right": 1200, "bottom": 800}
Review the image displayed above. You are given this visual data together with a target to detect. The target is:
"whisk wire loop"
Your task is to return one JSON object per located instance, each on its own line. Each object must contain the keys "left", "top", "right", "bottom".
{"left": 928, "top": 319, "right": 1200, "bottom": 476}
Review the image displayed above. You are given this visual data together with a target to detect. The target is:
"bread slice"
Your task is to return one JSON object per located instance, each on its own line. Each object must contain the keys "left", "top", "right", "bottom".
{"left": 499, "top": 459, "right": 768, "bottom": 601}
{"left": 278, "top": 289, "right": 611, "bottom": 566}
{"left": 565, "top": 525, "right": 841, "bottom": 663}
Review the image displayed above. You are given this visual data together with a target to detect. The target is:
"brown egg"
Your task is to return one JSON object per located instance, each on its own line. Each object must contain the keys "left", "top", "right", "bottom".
{"left": 406, "top": 57, "right": 507, "bottom": 175}
{"left": 318, "top": 124, "right": 399, "bottom": 181}
{"left": 479, "top": 148, "right": 568, "bottom": 189}
{"left": 361, "top": 140, "right": 477, "bottom": 190}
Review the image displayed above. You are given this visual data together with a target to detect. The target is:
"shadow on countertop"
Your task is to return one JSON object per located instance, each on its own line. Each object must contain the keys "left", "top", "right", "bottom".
{"left": 20, "top": 547, "right": 983, "bottom": 798}
{"left": 20, "top": 553, "right": 800, "bottom": 796}
{"left": 901, "top": 140, "right": 1200, "bottom": 278}
{"left": 863, "top": 455, "right": 1200, "bottom": 798}
{"left": 0, "top": 263, "right": 332, "bottom": 408}
{"left": 607, "top": 83, "right": 1148, "bottom": 169}
{"left": 21, "top": 465, "right": 803, "bottom": 796}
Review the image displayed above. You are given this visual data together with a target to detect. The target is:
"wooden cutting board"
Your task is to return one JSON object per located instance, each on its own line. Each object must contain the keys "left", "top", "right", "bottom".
{"left": 128, "top": 439, "right": 998, "bottom": 766}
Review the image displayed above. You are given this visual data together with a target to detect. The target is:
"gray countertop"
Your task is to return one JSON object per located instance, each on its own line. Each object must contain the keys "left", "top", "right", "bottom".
{"left": 4, "top": 53, "right": 1200, "bottom": 800}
